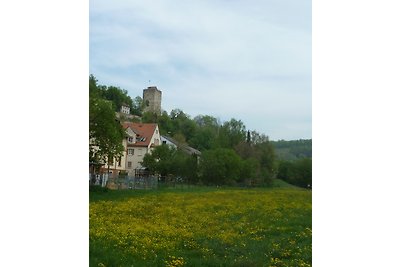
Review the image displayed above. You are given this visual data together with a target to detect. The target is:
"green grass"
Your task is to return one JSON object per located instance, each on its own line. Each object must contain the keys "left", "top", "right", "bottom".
{"left": 90, "top": 181, "right": 311, "bottom": 266}
{"left": 271, "top": 178, "right": 301, "bottom": 189}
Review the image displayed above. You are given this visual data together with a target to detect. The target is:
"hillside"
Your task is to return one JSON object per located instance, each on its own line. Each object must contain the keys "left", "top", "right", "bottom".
{"left": 271, "top": 139, "right": 312, "bottom": 161}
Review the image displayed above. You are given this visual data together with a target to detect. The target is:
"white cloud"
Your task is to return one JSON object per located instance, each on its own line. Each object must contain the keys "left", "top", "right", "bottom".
{"left": 90, "top": 0, "right": 311, "bottom": 139}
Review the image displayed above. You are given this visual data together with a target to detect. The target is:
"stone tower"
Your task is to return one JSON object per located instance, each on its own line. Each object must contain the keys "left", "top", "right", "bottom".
{"left": 143, "top": 86, "right": 162, "bottom": 114}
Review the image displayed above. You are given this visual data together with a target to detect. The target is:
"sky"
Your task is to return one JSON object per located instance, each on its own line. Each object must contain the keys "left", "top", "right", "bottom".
{"left": 89, "top": 0, "right": 311, "bottom": 140}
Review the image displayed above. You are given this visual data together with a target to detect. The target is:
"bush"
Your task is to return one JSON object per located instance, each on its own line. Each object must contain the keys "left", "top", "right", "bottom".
{"left": 199, "top": 148, "right": 242, "bottom": 185}
{"left": 89, "top": 185, "right": 109, "bottom": 193}
{"left": 277, "top": 158, "right": 312, "bottom": 188}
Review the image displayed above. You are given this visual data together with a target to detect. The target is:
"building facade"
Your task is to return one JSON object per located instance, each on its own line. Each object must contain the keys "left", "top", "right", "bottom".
{"left": 102, "top": 123, "right": 161, "bottom": 177}
{"left": 120, "top": 104, "right": 130, "bottom": 114}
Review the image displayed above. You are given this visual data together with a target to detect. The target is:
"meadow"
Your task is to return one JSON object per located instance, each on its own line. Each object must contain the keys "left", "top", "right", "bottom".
{"left": 89, "top": 183, "right": 311, "bottom": 266}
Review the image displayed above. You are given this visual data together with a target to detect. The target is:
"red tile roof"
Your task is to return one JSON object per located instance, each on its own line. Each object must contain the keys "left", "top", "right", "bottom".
{"left": 122, "top": 122, "right": 158, "bottom": 147}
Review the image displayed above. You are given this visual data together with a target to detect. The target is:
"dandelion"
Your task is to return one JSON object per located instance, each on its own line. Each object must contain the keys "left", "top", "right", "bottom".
{"left": 165, "top": 256, "right": 185, "bottom": 267}
{"left": 90, "top": 188, "right": 311, "bottom": 266}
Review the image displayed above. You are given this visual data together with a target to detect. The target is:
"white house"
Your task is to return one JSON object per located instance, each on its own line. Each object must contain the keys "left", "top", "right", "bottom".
{"left": 122, "top": 122, "right": 161, "bottom": 176}
{"left": 120, "top": 104, "right": 130, "bottom": 114}
{"left": 102, "top": 123, "right": 161, "bottom": 177}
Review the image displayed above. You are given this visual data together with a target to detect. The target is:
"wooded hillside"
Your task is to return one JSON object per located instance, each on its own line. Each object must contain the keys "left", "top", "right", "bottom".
{"left": 271, "top": 139, "right": 312, "bottom": 161}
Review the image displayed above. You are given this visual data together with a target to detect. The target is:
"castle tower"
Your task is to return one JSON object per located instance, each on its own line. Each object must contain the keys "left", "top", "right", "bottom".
{"left": 143, "top": 86, "right": 162, "bottom": 115}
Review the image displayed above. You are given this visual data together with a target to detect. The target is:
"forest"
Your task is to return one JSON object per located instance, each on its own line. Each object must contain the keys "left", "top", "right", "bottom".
{"left": 89, "top": 75, "right": 311, "bottom": 188}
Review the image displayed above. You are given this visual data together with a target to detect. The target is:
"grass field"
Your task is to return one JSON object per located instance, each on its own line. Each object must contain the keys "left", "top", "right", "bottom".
{"left": 89, "top": 182, "right": 311, "bottom": 266}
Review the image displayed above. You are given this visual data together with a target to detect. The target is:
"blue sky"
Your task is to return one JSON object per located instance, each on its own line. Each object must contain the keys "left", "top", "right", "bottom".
{"left": 90, "top": 0, "right": 311, "bottom": 140}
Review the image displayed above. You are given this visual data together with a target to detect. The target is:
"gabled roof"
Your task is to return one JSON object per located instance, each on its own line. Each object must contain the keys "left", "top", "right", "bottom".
{"left": 125, "top": 127, "right": 136, "bottom": 138}
{"left": 122, "top": 122, "right": 158, "bottom": 147}
{"left": 160, "top": 135, "right": 201, "bottom": 156}
{"left": 160, "top": 135, "right": 177, "bottom": 146}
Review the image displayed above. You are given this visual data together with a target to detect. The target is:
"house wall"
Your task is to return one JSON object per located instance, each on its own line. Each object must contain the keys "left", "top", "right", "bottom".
{"left": 125, "top": 147, "right": 149, "bottom": 175}
{"left": 149, "top": 125, "right": 161, "bottom": 146}
{"left": 96, "top": 124, "right": 161, "bottom": 177}
{"left": 121, "top": 105, "right": 130, "bottom": 114}
{"left": 125, "top": 126, "right": 161, "bottom": 175}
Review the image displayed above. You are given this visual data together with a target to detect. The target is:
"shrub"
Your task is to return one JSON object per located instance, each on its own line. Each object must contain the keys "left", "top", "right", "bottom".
{"left": 277, "top": 158, "right": 312, "bottom": 188}
{"left": 89, "top": 185, "right": 109, "bottom": 193}
{"left": 199, "top": 148, "right": 242, "bottom": 185}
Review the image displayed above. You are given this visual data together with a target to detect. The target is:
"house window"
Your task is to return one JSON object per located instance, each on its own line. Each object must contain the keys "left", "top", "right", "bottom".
{"left": 128, "top": 149, "right": 134, "bottom": 155}
{"left": 162, "top": 140, "right": 167, "bottom": 144}
{"left": 128, "top": 137, "right": 133, "bottom": 143}
{"left": 118, "top": 157, "right": 121, "bottom": 167}
{"left": 127, "top": 161, "right": 132, "bottom": 168}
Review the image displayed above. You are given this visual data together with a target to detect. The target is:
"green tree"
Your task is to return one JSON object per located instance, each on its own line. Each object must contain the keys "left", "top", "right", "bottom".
{"left": 142, "top": 145, "right": 180, "bottom": 180}
{"left": 157, "top": 111, "right": 174, "bottom": 135}
{"left": 189, "top": 115, "right": 220, "bottom": 150}
{"left": 199, "top": 148, "right": 242, "bottom": 185}
{"left": 239, "top": 158, "right": 260, "bottom": 185}
{"left": 89, "top": 74, "right": 98, "bottom": 95}
{"left": 233, "top": 129, "right": 276, "bottom": 186}
{"left": 169, "top": 109, "right": 197, "bottom": 142}
{"left": 246, "top": 130, "right": 251, "bottom": 143}
{"left": 89, "top": 77, "right": 125, "bottom": 165}
{"left": 141, "top": 111, "right": 159, "bottom": 123}
{"left": 277, "top": 161, "right": 294, "bottom": 180}
{"left": 189, "top": 127, "right": 217, "bottom": 151}
{"left": 181, "top": 154, "right": 199, "bottom": 184}
{"left": 277, "top": 158, "right": 312, "bottom": 188}
{"left": 271, "top": 139, "right": 312, "bottom": 161}
{"left": 255, "top": 140, "right": 276, "bottom": 173}
{"left": 293, "top": 158, "right": 312, "bottom": 187}
{"left": 234, "top": 141, "right": 254, "bottom": 160}
{"left": 250, "top": 130, "right": 269, "bottom": 145}
{"left": 142, "top": 144, "right": 197, "bottom": 184}
{"left": 193, "top": 115, "right": 220, "bottom": 128}
{"left": 131, "top": 96, "right": 143, "bottom": 116}
{"left": 103, "top": 86, "right": 134, "bottom": 112}
{"left": 89, "top": 74, "right": 106, "bottom": 98}
{"left": 217, "top": 119, "right": 246, "bottom": 149}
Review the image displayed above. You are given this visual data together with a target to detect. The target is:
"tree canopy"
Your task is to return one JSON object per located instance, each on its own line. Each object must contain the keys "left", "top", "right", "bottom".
{"left": 142, "top": 144, "right": 198, "bottom": 183}
{"left": 90, "top": 75, "right": 136, "bottom": 115}
{"left": 89, "top": 75, "right": 125, "bottom": 164}
{"left": 271, "top": 139, "right": 312, "bottom": 161}
{"left": 277, "top": 158, "right": 312, "bottom": 188}
{"left": 199, "top": 148, "right": 242, "bottom": 185}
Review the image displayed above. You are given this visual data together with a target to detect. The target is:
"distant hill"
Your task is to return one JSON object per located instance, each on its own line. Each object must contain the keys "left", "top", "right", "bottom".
{"left": 271, "top": 139, "right": 312, "bottom": 161}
